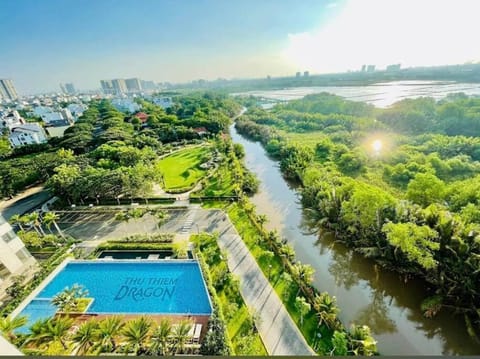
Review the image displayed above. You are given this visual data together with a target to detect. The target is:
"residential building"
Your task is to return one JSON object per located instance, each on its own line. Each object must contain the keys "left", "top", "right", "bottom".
{"left": 8, "top": 123, "right": 48, "bottom": 147}
{"left": 296, "top": 72, "right": 301, "bottom": 78}
{"left": 111, "top": 98, "right": 141, "bottom": 113}
{"left": 65, "top": 83, "right": 76, "bottom": 94}
{"left": 367, "top": 65, "right": 376, "bottom": 72}
{"left": 304, "top": 71, "right": 310, "bottom": 77}
{"left": 0, "top": 215, "right": 37, "bottom": 288}
{"left": 361, "top": 64, "right": 367, "bottom": 72}
{"left": 67, "top": 103, "right": 87, "bottom": 119}
{"left": 125, "top": 78, "right": 142, "bottom": 92}
{"left": 111, "top": 79, "right": 127, "bottom": 95}
{"left": 100, "top": 80, "right": 115, "bottom": 94}
{"left": 0, "top": 110, "right": 24, "bottom": 130}
{"left": 141, "top": 80, "right": 156, "bottom": 91}
{"left": 0, "top": 79, "right": 19, "bottom": 101}
{"left": 153, "top": 97, "right": 173, "bottom": 109}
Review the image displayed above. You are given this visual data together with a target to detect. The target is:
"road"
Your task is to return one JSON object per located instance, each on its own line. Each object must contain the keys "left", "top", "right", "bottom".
{"left": 0, "top": 186, "right": 52, "bottom": 220}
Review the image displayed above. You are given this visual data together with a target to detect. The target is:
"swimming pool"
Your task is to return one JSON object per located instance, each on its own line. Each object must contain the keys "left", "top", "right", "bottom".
{"left": 17, "top": 261, "right": 212, "bottom": 332}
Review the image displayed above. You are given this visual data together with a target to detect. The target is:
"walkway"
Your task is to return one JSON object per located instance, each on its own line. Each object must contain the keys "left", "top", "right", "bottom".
{"left": 203, "top": 209, "right": 315, "bottom": 356}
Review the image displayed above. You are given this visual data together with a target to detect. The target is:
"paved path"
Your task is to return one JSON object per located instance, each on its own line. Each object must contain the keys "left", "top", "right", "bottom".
{"left": 201, "top": 209, "right": 315, "bottom": 356}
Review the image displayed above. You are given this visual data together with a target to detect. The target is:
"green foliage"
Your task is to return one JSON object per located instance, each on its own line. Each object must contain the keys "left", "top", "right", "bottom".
{"left": 406, "top": 172, "right": 446, "bottom": 207}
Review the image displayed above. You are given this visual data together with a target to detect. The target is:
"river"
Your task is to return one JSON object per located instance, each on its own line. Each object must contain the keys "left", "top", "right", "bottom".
{"left": 229, "top": 120, "right": 480, "bottom": 355}
{"left": 235, "top": 80, "right": 480, "bottom": 108}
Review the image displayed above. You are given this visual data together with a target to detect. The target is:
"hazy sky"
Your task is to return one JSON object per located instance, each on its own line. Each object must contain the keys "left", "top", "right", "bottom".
{"left": 1, "top": 0, "right": 479, "bottom": 94}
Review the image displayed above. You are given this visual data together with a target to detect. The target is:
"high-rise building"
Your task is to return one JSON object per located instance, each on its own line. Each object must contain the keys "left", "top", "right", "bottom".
{"left": 100, "top": 80, "right": 114, "bottom": 94}
{"left": 125, "top": 78, "right": 142, "bottom": 92}
{"left": 111, "top": 79, "right": 127, "bottom": 95}
{"left": 65, "top": 83, "right": 76, "bottom": 94}
{"left": 141, "top": 80, "right": 156, "bottom": 91}
{"left": 304, "top": 71, "right": 310, "bottom": 77}
{"left": 361, "top": 64, "right": 367, "bottom": 72}
{"left": 0, "top": 79, "right": 19, "bottom": 100}
{"left": 296, "top": 71, "right": 301, "bottom": 77}
{"left": 367, "top": 65, "right": 376, "bottom": 72}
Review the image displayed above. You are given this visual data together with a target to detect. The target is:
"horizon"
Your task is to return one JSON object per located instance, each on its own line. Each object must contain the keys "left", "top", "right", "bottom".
{"left": 1, "top": 0, "right": 480, "bottom": 94}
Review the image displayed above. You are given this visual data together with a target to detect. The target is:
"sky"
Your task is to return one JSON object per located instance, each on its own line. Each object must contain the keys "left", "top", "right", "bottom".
{"left": 1, "top": 0, "right": 479, "bottom": 94}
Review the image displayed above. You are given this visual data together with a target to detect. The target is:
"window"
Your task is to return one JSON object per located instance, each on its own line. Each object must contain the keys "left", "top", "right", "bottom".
{"left": 0, "top": 263, "right": 11, "bottom": 280}
{"left": 16, "top": 248, "right": 31, "bottom": 262}
{"left": 2, "top": 230, "right": 17, "bottom": 243}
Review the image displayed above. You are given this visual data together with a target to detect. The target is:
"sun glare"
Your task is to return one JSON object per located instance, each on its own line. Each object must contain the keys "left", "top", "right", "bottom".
{"left": 372, "top": 139, "right": 383, "bottom": 152}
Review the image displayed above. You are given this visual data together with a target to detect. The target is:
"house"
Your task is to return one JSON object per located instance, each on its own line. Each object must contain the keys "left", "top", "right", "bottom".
{"left": 0, "top": 110, "right": 24, "bottom": 130}
{"left": 134, "top": 112, "right": 149, "bottom": 123}
{"left": 8, "top": 123, "right": 48, "bottom": 147}
{"left": 153, "top": 97, "right": 173, "bottom": 109}
{"left": 193, "top": 127, "right": 208, "bottom": 136}
{"left": 111, "top": 98, "right": 141, "bottom": 113}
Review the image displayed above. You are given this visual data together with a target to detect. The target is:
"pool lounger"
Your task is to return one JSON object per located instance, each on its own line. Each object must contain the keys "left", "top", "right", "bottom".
{"left": 193, "top": 324, "right": 202, "bottom": 343}
{"left": 148, "top": 254, "right": 160, "bottom": 260}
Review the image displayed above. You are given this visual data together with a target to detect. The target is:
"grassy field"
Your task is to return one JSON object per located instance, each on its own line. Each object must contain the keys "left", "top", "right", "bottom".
{"left": 199, "top": 162, "right": 237, "bottom": 196}
{"left": 282, "top": 130, "right": 327, "bottom": 149}
{"left": 157, "top": 146, "right": 211, "bottom": 190}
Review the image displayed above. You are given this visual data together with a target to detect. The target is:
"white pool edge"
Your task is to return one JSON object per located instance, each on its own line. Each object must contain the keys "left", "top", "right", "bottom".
{"left": 11, "top": 257, "right": 73, "bottom": 319}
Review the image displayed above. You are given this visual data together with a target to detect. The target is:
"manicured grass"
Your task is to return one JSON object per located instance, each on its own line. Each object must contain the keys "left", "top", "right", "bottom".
{"left": 200, "top": 164, "right": 237, "bottom": 196}
{"left": 157, "top": 146, "right": 211, "bottom": 190}
{"left": 226, "top": 203, "right": 333, "bottom": 354}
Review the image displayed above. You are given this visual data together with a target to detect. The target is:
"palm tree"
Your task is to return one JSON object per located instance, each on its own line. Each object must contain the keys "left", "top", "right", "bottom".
{"left": 121, "top": 317, "right": 152, "bottom": 355}
{"left": 150, "top": 319, "right": 172, "bottom": 355}
{"left": 0, "top": 315, "right": 28, "bottom": 342}
{"left": 36, "top": 317, "right": 73, "bottom": 350}
{"left": 27, "top": 212, "right": 45, "bottom": 236}
{"left": 71, "top": 319, "right": 98, "bottom": 355}
{"left": 51, "top": 284, "right": 89, "bottom": 313}
{"left": 172, "top": 320, "right": 193, "bottom": 355}
{"left": 95, "top": 316, "right": 124, "bottom": 353}
{"left": 42, "top": 212, "right": 65, "bottom": 239}
{"left": 9, "top": 214, "right": 24, "bottom": 231}
{"left": 22, "top": 318, "right": 49, "bottom": 349}
{"left": 313, "top": 292, "right": 340, "bottom": 330}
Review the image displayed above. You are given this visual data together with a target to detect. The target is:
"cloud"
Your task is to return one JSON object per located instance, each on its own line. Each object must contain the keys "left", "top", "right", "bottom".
{"left": 283, "top": 0, "right": 480, "bottom": 73}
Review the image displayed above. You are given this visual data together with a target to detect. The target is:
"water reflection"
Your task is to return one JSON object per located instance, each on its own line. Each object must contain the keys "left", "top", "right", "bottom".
{"left": 230, "top": 123, "right": 480, "bottom": 355}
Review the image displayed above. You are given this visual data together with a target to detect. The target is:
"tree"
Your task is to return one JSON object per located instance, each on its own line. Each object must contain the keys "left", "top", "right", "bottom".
{"left": 95, "top": 316, "right": 124, "bottom": 353}
{"left": 0, "top": 315, "right": 27, "bottom": 342}
{"left": 295, "top": 296, "right": 311, "bottom": 326}
{"left": 150, "top": 319, "right": 172, "bottom": 356}
{"left": 313, "top": 292, "right": 340, "bottom": 329}
{"left": 51, "top": 284, "right": 89, "bottom": 313}
{"left": 406, "top": 173, "right": 446, "bottom": 207}
{"left": 330, "top": 330, "right": 348, "bottom": 355}
{"left": 291, "top": 262, "right": 315, "bottom": 290}
{"left": 9, "top": 214, "right": 24, "bottom": 231}
{"left": 121, "top": 317, "right": 152, "bottom": 355}
{"left": 382, "top": 222, "right": 439, "bottom": 270}
{"left": 42, "top": 212, "right": 65, "bottom": 239}
{"left": 348, "top": 324, "right": 378, "bottom": 356}
{"left": 38, "top": 317, "right": 73, "bottom": 350}
{"left": 71, "top": 319, "right": 98, "bottom": 355}
{"left": 26, "top": 212, "right": 45, "bottom": 236}
{"left": 200, "top": 311, "right": 230, "bottom": 355}
{"left": 172, "top": 320, "right": 193, "bottom": 354}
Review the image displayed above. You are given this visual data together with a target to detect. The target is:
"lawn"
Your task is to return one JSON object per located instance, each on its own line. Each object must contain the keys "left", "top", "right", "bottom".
{"left": 157, "top": 146, "right": 211, "bottom": 191}
{"left": 199, "top": 163, "right": 237, "bottom": 196}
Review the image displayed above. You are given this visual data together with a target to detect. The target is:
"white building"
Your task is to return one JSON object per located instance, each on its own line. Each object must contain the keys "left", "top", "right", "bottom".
{"left": 0, "top": 110, "right": 24, "bottom": 130}
{"left": 0, "top": 215, "right": 37, "bottom": 288}
{"left": 153, "top": 97, "right": 173, "bottom": 109}
{"left": 111, "top": 98, "right": 141, "bottom": 113}
{"left": 67, "top": 103, "right": 87, "bottom": 119}
{"left": 8, "top": 123, "right": 48, "bottom": 147}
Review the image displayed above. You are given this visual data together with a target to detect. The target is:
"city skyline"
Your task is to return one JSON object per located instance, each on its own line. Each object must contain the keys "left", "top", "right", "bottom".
{"left": 1, "top": 0, "right": 480, "bottom": 94}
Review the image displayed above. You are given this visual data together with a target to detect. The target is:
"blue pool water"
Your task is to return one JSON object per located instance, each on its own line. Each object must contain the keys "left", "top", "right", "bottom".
{"left": 17, "top": 261, "right": 212, "bottom": 332}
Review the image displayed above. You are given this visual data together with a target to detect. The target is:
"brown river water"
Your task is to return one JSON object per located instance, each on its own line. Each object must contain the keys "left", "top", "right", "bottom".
{"left": 230, "top": 123, "right": 480, "bottom": 355}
